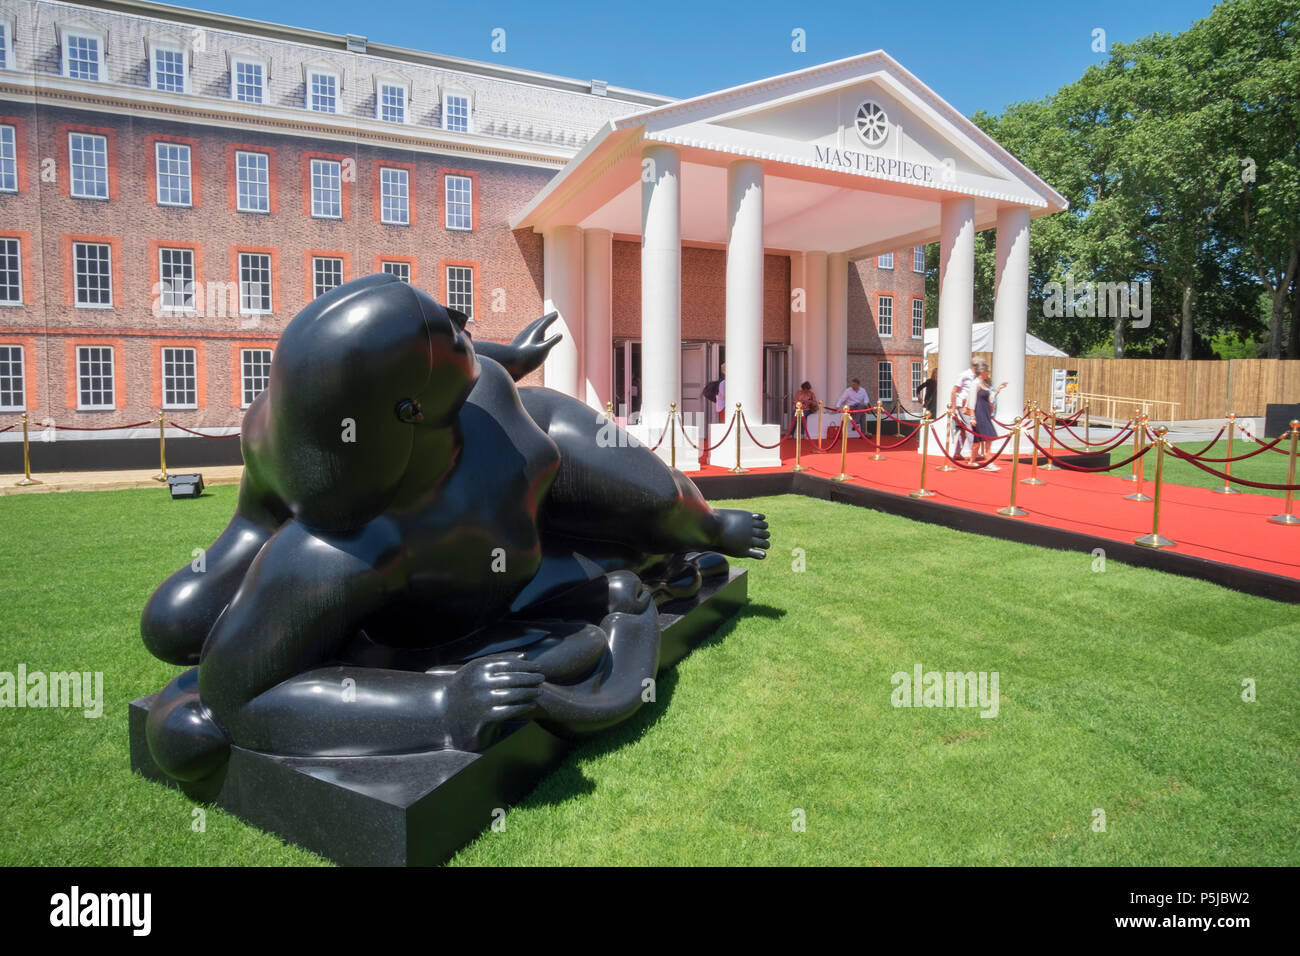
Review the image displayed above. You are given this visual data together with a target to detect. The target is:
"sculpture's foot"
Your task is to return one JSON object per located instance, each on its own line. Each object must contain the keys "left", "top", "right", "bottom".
{"left": 144, "top": 668, "right": 230, "bottom": 782}
{"left": 714, "top": 510, "right": 771, "bottom": 560}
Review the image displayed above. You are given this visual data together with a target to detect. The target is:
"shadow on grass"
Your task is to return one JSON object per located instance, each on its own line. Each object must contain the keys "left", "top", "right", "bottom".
{"left": 508, "top": 601, "right": 786, "bottom": 811}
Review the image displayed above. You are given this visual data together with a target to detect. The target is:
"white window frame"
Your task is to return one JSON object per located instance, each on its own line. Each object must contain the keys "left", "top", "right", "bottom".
{"left": 0, "top": 344, "right": 25, "bottom": 411}
{"left": 376, "top": 79, "right": 409, "bottom": 124}
{"left": 61, "top": 26, "right": 106, "bottom": 82}
{"left": 878, "top": 361, "right": 894, "bottom": 403}
{"left": 161, "top": 346, "right": 198, "bottom": 410}
{"left": 911, "top": 298, "right": 924, "bottom": 339}
{"left": 442, "top": 90, "right": 471, "bottom": 132}
{"left": 230, "top": 55, "right": 267, "bottom": 104}
{"left": 913, "top": 245, "right": 926, "bottom": 273}
{"left": 240, "top": 347, "right": 272, "bottom": 408}
{"left": 446, "top": 265, "right": 474, "bottom": 321}
{"left": 73, "top": 241, "right": 113, "bottom": 309}
{"left": 877, "top": 252, "right": 894, "bottom": 270}
{"left": 877, "top": 294, "right": 893, "bottom": 337}
{"left": 235, "top": 150, "right": 270, "bottom": 214}
{"left": 312, "top": 256, "right": 343, "bottom": 298}
{"left": 158, "top": 246, "right": 196, "bottom": 313}
{"left": 148, "top": 41, "right": 189, "bottom": 94}
{"left": 305, "top": 67, "right": 339, "bottom": 114}
{"left": 0, "top": 18, "right": 15, "bottom": 72}
{"left": 380, "top": 260, "right": 411, "bottom": 283}
{"left": 68, "top": 132, "right": 109, "bottom": 200}
{"left": 154, "top": 141, "right": 192, "bottom": 207}
{"left": 238, "top": 252, "right": 272, "bottom": 315}
{"left": 379, "top": 166, "right": 409, "bottom": 225}
{"left": 309, "top": 158, "right": 342, "bottom": 219}
{"left": 0, "top": 236, "right": 21, "bottom": 305}
{"left": 76, "top": 345, "right": 115, "bottom": 410}
{"left": 445, "top": 174, "right": 472, "bottom": 231}
{"left": 0, "top": 124, "right": 16, "bottom": 193}
{"left": 911, "top": 361, "right": 924, "bottom": 398}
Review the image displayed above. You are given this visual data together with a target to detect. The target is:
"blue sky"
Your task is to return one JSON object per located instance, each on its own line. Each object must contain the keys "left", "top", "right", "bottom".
{"left": 191, "top": 0, "right": 1218, "bottom": 115}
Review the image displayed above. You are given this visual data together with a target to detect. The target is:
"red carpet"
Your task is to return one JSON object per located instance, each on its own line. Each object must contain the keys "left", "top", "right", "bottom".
{"left": 686, "top": 435, "right": 1300, "bottom": 581}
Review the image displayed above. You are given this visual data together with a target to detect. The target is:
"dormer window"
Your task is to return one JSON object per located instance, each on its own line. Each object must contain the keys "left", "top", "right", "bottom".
{"left": 442, "top": 91, "right": 470, "bottom": 132}
{"left": 0, "top": 18, "right": 15, "bottom": 70}
{"left": 149, "top": 42, "right": 188, "bottom": 93}
{"left": 377, "top": 79, "right": 408, "bottom": 124}
{"left": 231, "top": 57, "right": 266, "bottom": 104}
{"left": 306, "top": 68, "right": 338, "bottom": 113}
{"left": 61, "top": 26, "right": 106, "bottom": 81}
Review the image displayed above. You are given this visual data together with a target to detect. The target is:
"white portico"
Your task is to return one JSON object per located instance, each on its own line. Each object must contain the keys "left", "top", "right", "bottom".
{"left": 511, "top": 51, "right": 1067, "bottom": 469}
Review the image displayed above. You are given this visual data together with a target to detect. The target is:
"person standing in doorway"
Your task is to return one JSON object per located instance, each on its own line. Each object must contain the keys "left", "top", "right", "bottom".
{"left": 916, "top": 367, "right": 939, "bottom": 419}
{"left": 715, "top": 363, "right": 727, "bottom": 423}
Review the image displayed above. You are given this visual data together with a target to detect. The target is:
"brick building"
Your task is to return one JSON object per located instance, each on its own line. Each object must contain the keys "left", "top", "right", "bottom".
{"left": 0, "top": 0, "right": 1063, "bottom": 468}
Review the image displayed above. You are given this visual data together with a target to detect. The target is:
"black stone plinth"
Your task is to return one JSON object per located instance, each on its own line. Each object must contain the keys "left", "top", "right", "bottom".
{"left": 130, "top": 567, "right": 747, "bottom": 866}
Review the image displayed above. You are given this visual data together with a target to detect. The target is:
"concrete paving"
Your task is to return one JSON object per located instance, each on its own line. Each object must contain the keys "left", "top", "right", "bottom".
{"left": 0, "top": 465, "right": 244, "bottom": 496}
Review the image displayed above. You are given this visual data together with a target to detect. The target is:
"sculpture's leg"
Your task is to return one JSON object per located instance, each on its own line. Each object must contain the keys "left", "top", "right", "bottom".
{"left": 140, "top": 487, "right": 279, "bottom": 665}
{"left": 518, "top": 388, "right": 770, "bottom": 559}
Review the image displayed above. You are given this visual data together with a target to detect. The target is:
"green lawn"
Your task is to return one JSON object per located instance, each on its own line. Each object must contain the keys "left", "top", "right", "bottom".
{"left": 0, "top": 485, "right": 1296, "bottom": 865}
{"left": 1157, "top": 438, "right": 1297, "bottom": 498}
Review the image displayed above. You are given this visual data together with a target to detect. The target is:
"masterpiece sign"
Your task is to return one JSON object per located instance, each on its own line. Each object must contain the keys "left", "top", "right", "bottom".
{"left": 813, "top": 144, "right": 937, "bottom": 182}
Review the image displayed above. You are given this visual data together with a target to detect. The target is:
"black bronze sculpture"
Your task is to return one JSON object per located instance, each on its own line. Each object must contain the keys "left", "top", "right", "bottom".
{"left": 139, "top": 274, "right": 769, "bottom": 785}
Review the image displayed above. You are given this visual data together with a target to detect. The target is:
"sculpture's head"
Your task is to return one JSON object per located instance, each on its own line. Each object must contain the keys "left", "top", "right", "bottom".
{"left": 260, "top": 273, "right": 478, "bottom": 530}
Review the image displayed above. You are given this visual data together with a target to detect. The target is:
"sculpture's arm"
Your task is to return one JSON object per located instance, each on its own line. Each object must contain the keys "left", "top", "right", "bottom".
{"left": 198, "top": 519, "right": 542, "bottom": 755}
{"left": 471, "top": 312, "right": 561, "bottom": 382}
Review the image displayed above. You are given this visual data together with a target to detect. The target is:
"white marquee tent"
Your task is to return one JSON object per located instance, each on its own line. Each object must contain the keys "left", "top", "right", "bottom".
{"left": 924, "top": 322, "right": 1066, "bottom": 359}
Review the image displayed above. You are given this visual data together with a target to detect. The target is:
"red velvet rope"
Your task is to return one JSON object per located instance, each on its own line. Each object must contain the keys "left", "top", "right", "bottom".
{"left": 166, "top": 421, "right": 240, "bottom": 439}
{"left": 1021, "top": 429, "right": 1156, "bottom": 473}
{"left": 1240, "top": 426, "right": 1296, "bottom": 455}
{"left": 1043, "top": 426, "right": 1138, "bottom": 457}
{"left": 36, "top": 419, "right": 156, "bottom": 431}
{"left": 0, "top": 423, "right": 15, "bottom": 433}
{"left": 848, "top": 414, "right": 921, "bottom": 449}
{"left": 1166, "top": 445, "right": 1300, "bottom": 491}
{"left": 701, "top": 415, "right": 736, "bottom": 453}
{"left": 738, "top": 410, "right": 785, "bottom": 450}
{"left": 1060, "top": 420, "right": 1134, "bottom": 447}
{"left": 1184, "top": 431, "right": 1288, "bottom": 463}
{"left": 932, "top": 429, "right": 1015, "bottom": 470}
{"left": 1176, "top": 427, "right": 1229, "bottom": 460}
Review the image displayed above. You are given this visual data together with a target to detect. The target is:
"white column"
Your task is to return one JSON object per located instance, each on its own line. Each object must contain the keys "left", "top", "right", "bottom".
{"left": 804, "top": 252, "right": 829, "bottom": 437}
{"left": 992, "top": 206, "right": 1030, "bottom": 427}
{"left": 714, "top": 159, "right": 778, "bottom": 467}
{"left": 827, "top": 252, "right": 848, "bottom": 406}
{"left": 935, "top": 197, "right": 975, "bottom": 452}
{"left": 543, "top": 225, "right": 584, "bottom": 397}
{"left": 633, "top": 143, "right": 696, "bottom": 468}
{"left": 583, "top": 227, "right": 613, "bottom": 411}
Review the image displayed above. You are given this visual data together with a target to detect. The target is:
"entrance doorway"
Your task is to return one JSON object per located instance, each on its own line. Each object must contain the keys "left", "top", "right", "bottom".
{"left": 613, "top": 340, "right": 641, "bottom": 421}
{"left": 764, "top": 345, "right": 792, "bottom": 430}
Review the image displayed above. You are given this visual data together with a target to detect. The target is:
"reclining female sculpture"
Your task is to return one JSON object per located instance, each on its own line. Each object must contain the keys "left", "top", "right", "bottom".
{"left": 139, "top": 274, "right": 769, "bottom": 782}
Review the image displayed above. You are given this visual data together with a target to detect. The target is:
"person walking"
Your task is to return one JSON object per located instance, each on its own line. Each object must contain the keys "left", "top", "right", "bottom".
{"left": 949, "top": 358, "right": 980, "bottom": 460}
{"left": 793, "top": 381, "right": 820, "bottom": 438}
{"left": 970, "top": 365, "right": 1008, "bottom": 468}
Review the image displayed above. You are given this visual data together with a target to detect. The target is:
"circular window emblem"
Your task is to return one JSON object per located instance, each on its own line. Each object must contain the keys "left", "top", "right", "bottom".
{"left": 855, "top": 101, "right": 889, "bottom": 147}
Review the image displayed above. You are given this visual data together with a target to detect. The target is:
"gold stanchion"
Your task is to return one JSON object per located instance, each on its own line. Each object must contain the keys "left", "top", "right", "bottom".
{"left": 997, "top": 418, "right": 1027, "bottom": 517}
{"left": 1212, "top": 413, "right": 1241, "bottom": 495}
{"left": 152, "top": 411, "right": 168, "bottom": 482}
{"left": 731, "top": 403, "right": 748, "bottom": 475}
{"left": 15, "top": 412, "right": 42, "bottom": 486}
{"left": 816, "top": 403, "right": 823, "bottom": 447}
{"left": 1021, "top": 402, "right": 1044, "bottom": 485}
{"left": 605, "top": 400, "right": 614, "bottom": 420}
{"left": 1124, "top": 418, "right": 1153, "bottom": 501}
{"left": 936, "top": 402, "right": 956, "bottom": 472}
{"left": 668, "top": 402, "right": 677, "bottom": 471}
{"left": 909, "top": 412, "right": 935, "bottom": 498}
{"left": 1135, "top": 427, "right": 1176, "bottom": 548}
{"left": 832, "top": 406, "right": 851, "bottom": 482}
{"left": 1268, "top": 420, "right": 1300, "bottom": 526}
{"left": 870, "top": 402, "right": 885, "bottom": 461}
{"left": 1042, "top": 410, "right": 1059, "bottom": 470}
{"left": 792, "top": 402, "right": 805, "bottom": 473}
{"left": 1122, "top": 408, "right": 1142, "bottom": 481}
{"left": 1084, "top": 403, "right": 1090, "bottom": 445}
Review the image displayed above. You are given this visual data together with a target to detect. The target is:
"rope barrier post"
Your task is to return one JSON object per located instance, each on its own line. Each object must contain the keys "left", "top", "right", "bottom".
{"left": 936, "top": 402, "right": 956, "bottom": 472}
{"left": 1042, "top": 409, "right": 1059, "bottom": 470}
{"left": 1212, "top": 413, "right": 1241, "bottom": 495}
{"left": 669, "top": 402, "right": 677, "bottom": 471}
{"left": 1021, "top": 402, "right": 1044, "bottom": 486}
{"left": 871, "top": 401, "right": 885, "bottom": 461}
{"left": 1122, "top": 408, "right": 1142, "bottom": 481}
{"left": 1084, "top": 403, "right": 1090, "bottom": 445}
{"left": 832, "top": 406, "right": 850, "bottom": 482}
{"left": 816, "top": 403, "right": 823, "bottom": 446}
{"left": 1124, "top": 422, "right": 1153, "bottom": 501}
{"left": 1267, "top": 420, "right": 1300, "bottom": 526}
{"left": 909, "top": 412, "right": 936, "bottom": 498}
{"left": 152, "top": 411, "right": 168, "bottom": 483}
{"left": 792, "top": 402, "right": 805, "bottom": 473}
{"left": 15, "top": 412, "right": 42, "bottom": 486}
{"left": 730, "top": 403, "right": 748, "bottom": 475}
{"left": 1135, "top": 427, "right": 1176, "bottom": 549}
{"left": 997, "top": 418, "right": 1027, "bottom": 517}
